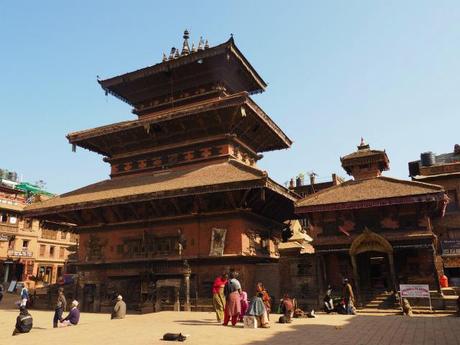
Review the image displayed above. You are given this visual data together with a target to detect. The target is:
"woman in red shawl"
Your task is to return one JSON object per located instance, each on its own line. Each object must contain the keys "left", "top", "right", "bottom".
{"left": 212, "top": 272, "right": 228, "bottom": 322}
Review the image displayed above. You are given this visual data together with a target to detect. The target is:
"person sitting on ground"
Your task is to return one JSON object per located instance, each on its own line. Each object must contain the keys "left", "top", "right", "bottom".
{"left": 279, "top": 293, "right": 294, "bottom": 323}
{"left": 323, "top": 285, "right": 334, "bottom": 313}
{"left": 111, "top": 295, "right": 126, "bottom": 319}
{"left": 60, "top": 300, "right": 80, "bottom": 326}
{"left": 256, "top": 282, "right": 271, "bottom": 317}
{"left": 12, "top": 306, "right": 33, "bottom": 336}
{"left": 246, "top": 292, "right": 269, "bottom": 328}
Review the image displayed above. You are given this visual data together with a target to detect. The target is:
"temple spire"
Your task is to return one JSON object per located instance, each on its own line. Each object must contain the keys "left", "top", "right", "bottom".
{"left": 169, "top": 47, "right": 176, "bottom": 60}
{"left": 197, "top": 37, "right": 204, "bottom": 51}
{"left": 181, "top": 29, "right": 190, "bottom": 55}
{"left": 204, "top": 39, "right": 209, "bottom": 49}
{"left": 358, "top": 137, "right": 370, "bottom": 150}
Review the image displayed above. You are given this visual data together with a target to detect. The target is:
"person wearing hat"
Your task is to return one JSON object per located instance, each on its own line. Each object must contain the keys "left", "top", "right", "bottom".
{"left": 60, "top": 300, "right": 80, "bottom": 326}
{"left": 12, "top": 306, "right": 33, "bottom": 336}
{"left": 111, "top": 295, "right": 126, "bottom": 320}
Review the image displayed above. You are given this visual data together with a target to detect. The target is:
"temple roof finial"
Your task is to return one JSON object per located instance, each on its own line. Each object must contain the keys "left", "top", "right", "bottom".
{"left": 169, "top": 47, "right": 176, "bottom": 60}
{"left": 358, "top": 137, "right": 370, "bottom": 150}
{"left": 162, "top": 53, "right": 167, "bottom": 62}
{"left": 181, "top": 29, "right": 190, "bottom": 56}
{"left": 204, "top": 39, "right": 209, "bottom": 49}
{"left": 191, "top": 42, "right": 197, "bottom": 53}
{"left": 197, "top": 37, "right": 204, "bottom": 51}
{"left": 174, "top": 48, "right": 180, "bottom": 59}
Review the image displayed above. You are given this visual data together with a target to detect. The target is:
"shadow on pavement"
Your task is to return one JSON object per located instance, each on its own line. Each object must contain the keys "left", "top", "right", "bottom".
{"left": 244, "top": 314, "right": 460, "bottom": 345}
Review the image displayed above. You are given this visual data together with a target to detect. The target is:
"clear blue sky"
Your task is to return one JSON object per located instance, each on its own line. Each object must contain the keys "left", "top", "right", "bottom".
{"left": 1, "top": 1, "right": 459, "bottom": 193}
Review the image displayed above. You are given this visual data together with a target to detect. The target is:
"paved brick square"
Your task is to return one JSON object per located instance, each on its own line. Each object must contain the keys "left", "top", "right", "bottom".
{"left": 1, "top": 298, "right": 460, "bottom": 345}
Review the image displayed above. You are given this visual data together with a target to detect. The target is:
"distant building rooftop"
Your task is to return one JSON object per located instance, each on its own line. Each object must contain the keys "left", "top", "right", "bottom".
{"left": 409, "top": 144, "right": 460, "bottom": 180}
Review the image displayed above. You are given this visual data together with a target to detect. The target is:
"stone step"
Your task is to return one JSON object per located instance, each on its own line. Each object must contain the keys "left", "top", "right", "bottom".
{"left": 357, "top": 308, "right": 400, "bottom": 314}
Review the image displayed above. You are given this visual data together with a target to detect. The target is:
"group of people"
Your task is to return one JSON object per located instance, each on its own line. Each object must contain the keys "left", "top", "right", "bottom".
{"left": 212, "top": 271, "right": 274, "bottom": 328}
{"left": 323, "top": 278, "right": 356, "bottom": 315}
{"left": 10, "top": 284, "right": 128, "bottom": 336}
{"left": 12, "top": 287, "right": 81, "bottom": 336}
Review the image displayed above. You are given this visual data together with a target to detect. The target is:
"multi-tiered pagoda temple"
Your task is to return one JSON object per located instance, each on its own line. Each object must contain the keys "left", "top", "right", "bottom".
{"left": 26, "top": 31, "right": 297, "bottom": 312}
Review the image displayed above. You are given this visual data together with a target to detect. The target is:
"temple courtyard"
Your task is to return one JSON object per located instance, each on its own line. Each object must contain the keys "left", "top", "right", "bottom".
{"left": 1, "top": 302, "right": 459, "bottom": 345}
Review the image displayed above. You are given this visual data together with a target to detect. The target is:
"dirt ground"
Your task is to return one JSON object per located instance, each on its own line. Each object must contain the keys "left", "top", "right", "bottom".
{"left": 1, "top": 292, "right": 460, "bottom": 345}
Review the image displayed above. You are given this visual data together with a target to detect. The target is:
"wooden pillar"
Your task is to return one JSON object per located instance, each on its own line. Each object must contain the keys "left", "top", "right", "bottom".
{"left": 315, "top": 254, "right": 325, "bottom": 307}
{"left": 94, "top": 283, "right": 101, "bottom": 312}
{"left": 350, "top": 255, "right": 361, "bottom": 306}
{"left": 3, "top": 264, "right": 10, "bottom": 283}
{"left": 388, "top": 252, "right": 397, "bottom": 292}
{"left": 431, "top": 246, "right": 442, "bottom": 293}
{"left": 155, "top": 288, "right": 161, "bottom": 312}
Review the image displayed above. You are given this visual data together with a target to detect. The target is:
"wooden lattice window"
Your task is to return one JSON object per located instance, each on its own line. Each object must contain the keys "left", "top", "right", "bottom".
{"left": 39, "top": 245, "right": 46, "bottom": 257}
{"left": 41, "top": 229, "right": 57, "bottom": 240}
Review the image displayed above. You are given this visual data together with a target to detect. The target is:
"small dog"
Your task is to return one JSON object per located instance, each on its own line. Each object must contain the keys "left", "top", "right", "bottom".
{"left": 278, "top": 315, "right": 292, "bottom": 324}
{"left": 162, "top": 333, "right": 188, "bottom": 342}
{"left": 293, "top": 308, "right": 305, "bottom": 318}
{"left": 402, "top": 298, "right": 413, "bottom": 317}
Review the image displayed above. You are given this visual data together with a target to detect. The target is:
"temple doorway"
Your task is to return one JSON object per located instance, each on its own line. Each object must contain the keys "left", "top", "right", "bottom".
{"left": 349, "top": 229, "right": 397, "bottom": 302}
{"left": 356, "top": 251, "right": 390, "bottom": 291}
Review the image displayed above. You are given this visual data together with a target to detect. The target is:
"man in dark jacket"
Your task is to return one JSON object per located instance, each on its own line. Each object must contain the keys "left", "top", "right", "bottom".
{"left": 53, "top": 287, "right": 67, "bottom": 328}
{"left": 12, "top": 307, "right": 33, "bottom": 336}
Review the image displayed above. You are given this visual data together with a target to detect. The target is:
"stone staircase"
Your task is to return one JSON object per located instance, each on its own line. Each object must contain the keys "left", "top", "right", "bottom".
{"left": 358, "top": 290, "right": 400, "bottom": 314}
{"left": 358, "top": 288, "right": 459, "bottom": 314}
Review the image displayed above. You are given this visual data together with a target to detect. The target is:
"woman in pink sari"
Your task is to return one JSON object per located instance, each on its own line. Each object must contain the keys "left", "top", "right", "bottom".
{"left": 223, "top": 271, "right": 242, "bottom": 326}
{"left": 239, "top": 291, "right": 248, "bottom": 322}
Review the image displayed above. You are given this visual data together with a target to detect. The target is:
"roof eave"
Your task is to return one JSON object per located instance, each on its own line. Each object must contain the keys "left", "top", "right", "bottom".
{"left": 295, "top": 191, "right": 446, "bottom": 214}
{"left": 23, "top": 178, "right": 268, "bottom": 218}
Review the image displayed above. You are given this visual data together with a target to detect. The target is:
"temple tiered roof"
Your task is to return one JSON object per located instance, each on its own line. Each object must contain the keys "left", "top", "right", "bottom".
{"left": 98, "top": 32, "right": 267, "bottom": 115}
{"left": 67, "top": 92, "right": 292, "bottom": 157}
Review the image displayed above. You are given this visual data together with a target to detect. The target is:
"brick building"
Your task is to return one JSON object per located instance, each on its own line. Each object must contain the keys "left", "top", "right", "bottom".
{"left": 295, "top": 140, "right": 447, "bottom": 306}
{"left": 409, "top": 144, "right": 460, "bottom": 285}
